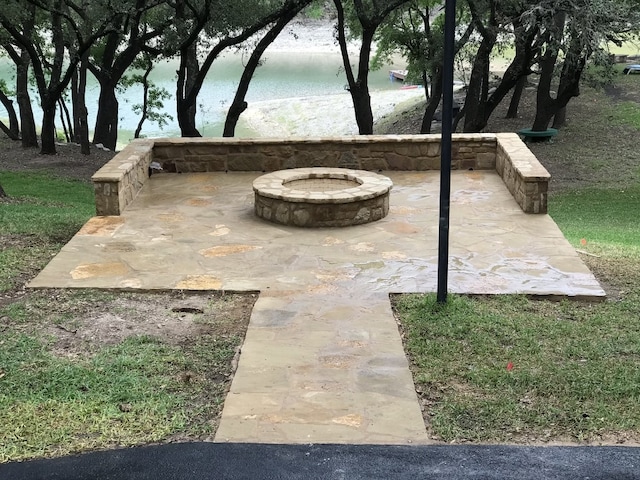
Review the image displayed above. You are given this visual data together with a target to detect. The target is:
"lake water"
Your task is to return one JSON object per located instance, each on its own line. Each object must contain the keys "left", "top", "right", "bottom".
{"left": 0, "top": 51, "right": 406, "bottom": 147}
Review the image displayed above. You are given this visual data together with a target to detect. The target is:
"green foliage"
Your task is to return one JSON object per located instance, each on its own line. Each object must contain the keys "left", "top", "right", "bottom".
{"left": 121, "top": 54, "right": 174, "bottom": 137}
{"left": 0, "top": 78, "right": 14, "bottom": 97}
{"left": 581, "top": 49, "right": 617, "bottom": 89}
{"left": 372, "top": 1, "right": 445, "bottom": 76}
{"left": 302, "top": 0, "right": 328, "bottom": 19}
{"left": 132, "top": 86, "right": 173, "bottom": 132}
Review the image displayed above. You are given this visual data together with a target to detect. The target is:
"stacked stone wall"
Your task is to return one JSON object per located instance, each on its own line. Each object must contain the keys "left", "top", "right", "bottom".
{"left": 92, "top": 134, "right": 550, "bottom": 216}
{"left": 495, "top": 133, "right": 550, "bottom": 214}
{"left": 92, "top": 139, "right": 154, "bottom": 215}
{"left": 151, "top": 135, "right": 497, "bottom": 173}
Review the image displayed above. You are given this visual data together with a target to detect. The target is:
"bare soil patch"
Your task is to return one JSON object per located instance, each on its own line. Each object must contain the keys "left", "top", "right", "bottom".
{"left": 25, "top": 290, "right": 256, "bottom": 360}
{"left": 0, "top": 138, "right": 114, "bottom": 182}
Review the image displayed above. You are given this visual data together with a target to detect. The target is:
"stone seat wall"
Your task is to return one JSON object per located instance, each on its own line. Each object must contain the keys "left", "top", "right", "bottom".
{"left": 92, "top": 133, "right": 550, "bottom": 216}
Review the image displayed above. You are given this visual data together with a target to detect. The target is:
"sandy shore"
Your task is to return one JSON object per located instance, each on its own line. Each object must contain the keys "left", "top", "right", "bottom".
{"left": 241, "top": 88, "right": 426, "bottom": 137}
{"left": 237, "top": 18, "right": 427, "bottom": 137}
{"left": 240, "top": 19, "right": 481, "bottom": 137}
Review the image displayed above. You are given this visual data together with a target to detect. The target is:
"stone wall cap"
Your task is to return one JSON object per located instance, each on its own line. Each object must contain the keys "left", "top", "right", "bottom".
{"left": 253, "top": 167, "right": 392, "bottom": 204}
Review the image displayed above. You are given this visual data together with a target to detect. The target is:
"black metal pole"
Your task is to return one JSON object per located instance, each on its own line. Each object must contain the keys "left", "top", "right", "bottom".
{"left": 437, "top": 0, "right": 457, "bottom": 303}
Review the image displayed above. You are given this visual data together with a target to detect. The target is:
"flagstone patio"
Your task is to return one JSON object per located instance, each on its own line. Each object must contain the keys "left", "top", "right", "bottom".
{"left": 29, "top": 169, "right": 605, "bottom": 444}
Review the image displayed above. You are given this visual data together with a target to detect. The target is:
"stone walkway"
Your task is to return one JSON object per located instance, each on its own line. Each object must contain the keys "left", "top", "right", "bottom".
{"left": 30, "top": 171, "right": 605, "bottom": 444}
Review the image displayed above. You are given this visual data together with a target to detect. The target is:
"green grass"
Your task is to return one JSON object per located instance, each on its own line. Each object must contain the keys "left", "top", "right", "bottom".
{"left": 0, "top": 171, "right": 95, "bottom": 238}
{"left": 610, "top": 101, "right": 640, "bottom": 130}
{"left": 396, "top": 288, "right": 640, "bottom": 442}
{"left": 0, "top": 290, "right": 248, "bottom": 462}
{"left": 0, "top": 171, "right": 95, "bottom": 291}
{"left": 549, "top": 185, "right": 640, "bottom": 251}
{"left": 0, "top": 335, "right": 189, "bottom": 461}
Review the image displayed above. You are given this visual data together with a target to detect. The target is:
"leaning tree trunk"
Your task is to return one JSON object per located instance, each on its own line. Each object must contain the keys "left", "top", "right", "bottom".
{"left": 0, "top": 121, "right": 18, "bottom": 140}
{"left": 223, "top": 3, "right": 305, "bottom": 137}
{"left": 421, "top": 68, "right": 443, "bottom": 133}
{"left": 0, "top": 90, "right": 19, "bottom": 139}
{"left": 506, "top": 75, "right": 527, "bottom": 119}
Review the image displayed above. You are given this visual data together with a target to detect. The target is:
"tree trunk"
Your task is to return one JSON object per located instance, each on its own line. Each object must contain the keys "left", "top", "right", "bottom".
{"left": 134, "top": 67, "right": 152, "bottom": 139}
{"left": 77, "top": 56, "right": 90, "bottom": 154}
{"left": 532, "top": 12, "right": 566, "bottom": 131}
{"left": 0, "top": 183, "right": 6, "bottom": 197}
{"left": 506, "top": 75, "right": 527, "bottom": 118}
{"left": 224, "top": 4, "right": 304, "bottom": 137}
{"left": 176, "top": 42, "right": 202, "bottom": 137}
{"left": 0, "top": 121, "right": 19, "bottom": 140}
{"left": 334, "top": 0, "right": 374, "bottom": 134}
{"left": 421, "top": 68, "right": 443, "bottom": 134}
{"left": 351, "top": 85, "right": 374, "bottom": 134}
{"left": 462, "top": 33, "right": 495, "bottom": 133}
{"left": 92, "top": 82, "right": 119, "bottom": 149}
{"left": 552, "top": 106, "right": 567, "bottom": 129}
{"left": 16, "top": 54, "right": 38, "bottom": 148}
{"left": 0, "top": 89, "right": 19, "bottom": 139}
{"left": 40, "top": 101, "right": 58, "bottom": 155}
{"left": 58, "top": 98, "right": 71, "bottom": 143}
{"left": 532, "top": 53, "right": 558, "bottom": 131}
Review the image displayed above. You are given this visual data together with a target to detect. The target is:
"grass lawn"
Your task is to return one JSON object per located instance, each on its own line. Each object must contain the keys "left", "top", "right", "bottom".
{"left": 0, "top": 172, "right": 95, "bottom": 291}
{"left": 0, "top": 172, "right": 253, "bottom": 462}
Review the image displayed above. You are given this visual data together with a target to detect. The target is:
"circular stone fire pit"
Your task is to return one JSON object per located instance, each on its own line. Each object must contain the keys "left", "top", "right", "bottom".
{"left": 253, "top": 167, "right": 393, "bottom": 227}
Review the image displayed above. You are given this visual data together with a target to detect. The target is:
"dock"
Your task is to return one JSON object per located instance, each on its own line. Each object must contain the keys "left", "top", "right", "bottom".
{"left": 389, "top": 69, "right": 408, "bottom": 81}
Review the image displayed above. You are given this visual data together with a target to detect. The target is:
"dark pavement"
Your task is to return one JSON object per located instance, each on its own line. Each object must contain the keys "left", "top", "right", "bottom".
{"left": 1, "top": 443, "right": 638, "bottom": 480}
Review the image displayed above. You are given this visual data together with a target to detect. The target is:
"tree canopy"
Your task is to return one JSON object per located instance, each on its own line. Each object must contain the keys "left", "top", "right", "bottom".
{"left": 1, "top": 0, "right": 640, "bottom": 153}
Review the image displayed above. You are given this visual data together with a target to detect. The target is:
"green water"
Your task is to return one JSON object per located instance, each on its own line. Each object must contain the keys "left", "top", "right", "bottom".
{"left": 0, "top": 51, "right": 406, "bottom": 148}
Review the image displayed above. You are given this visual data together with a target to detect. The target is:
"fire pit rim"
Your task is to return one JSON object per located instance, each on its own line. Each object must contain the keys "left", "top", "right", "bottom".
{"left": 252, "top": 167, "right": 392, "bottom": 205}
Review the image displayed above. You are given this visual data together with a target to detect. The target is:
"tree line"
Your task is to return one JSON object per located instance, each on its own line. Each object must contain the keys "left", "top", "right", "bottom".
{"left": 1, "top": 0, "right": 639, "bottom": 157}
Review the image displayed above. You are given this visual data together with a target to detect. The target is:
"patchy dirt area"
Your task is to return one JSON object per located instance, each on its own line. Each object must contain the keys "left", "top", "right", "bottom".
{"left": 19, "top": 290, "right": 258, "bottom": 360}
{"left": 0, "top": 138, "right": 115, "bottom": 182}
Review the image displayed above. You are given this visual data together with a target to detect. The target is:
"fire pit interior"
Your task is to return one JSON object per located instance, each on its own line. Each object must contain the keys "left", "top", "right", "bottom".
{"left": 253, "top": 167, "right": 393, "bottom": 227}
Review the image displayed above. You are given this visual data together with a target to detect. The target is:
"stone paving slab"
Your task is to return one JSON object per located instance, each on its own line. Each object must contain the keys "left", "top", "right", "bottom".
{"left": 30, "top": 171, "right": 604, "bottom": 298}
{"left": 28, "top": 171, "right": 605, "bottom": 444}
{"left": 215, "top": 292, "right": 427, "bottom": 444}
